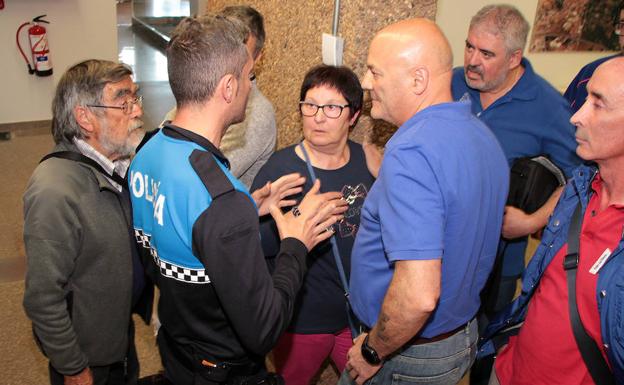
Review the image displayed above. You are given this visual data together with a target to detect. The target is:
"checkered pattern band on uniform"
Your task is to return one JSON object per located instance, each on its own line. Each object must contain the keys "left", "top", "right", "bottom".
{"left": 134, "top": 229, "right": 211, "bottom": 284}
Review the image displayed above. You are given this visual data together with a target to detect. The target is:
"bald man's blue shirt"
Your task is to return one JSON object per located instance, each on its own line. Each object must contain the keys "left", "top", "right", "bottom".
{"left": 349, "top": 101, "right": 509, "bottom": 338}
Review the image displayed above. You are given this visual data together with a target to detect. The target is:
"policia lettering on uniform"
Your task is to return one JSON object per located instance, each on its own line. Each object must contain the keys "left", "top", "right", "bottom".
{"left": 130, "top": 125, "right": 311, "bottom": 384}
{"left": 130, "top": 172, "right": 165, "bottom": 226}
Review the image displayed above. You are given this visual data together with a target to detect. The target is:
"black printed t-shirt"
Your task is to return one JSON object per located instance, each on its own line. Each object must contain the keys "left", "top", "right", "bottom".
{"left": 251, "top": 140, "right": 375, "bottom": 334}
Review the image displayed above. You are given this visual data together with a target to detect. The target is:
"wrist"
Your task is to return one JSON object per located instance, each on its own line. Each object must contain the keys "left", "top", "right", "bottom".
{"left": 361, "top": 334, "right": 382, "bottom": 365}
{"left": 529, "top": 211, "right": 546, "bottom": 233}
{"left": 64, "top": 367, "right": 91, "bottom": 385}
{"left": 64, "top": 366, "right": 88, "bottom": 377}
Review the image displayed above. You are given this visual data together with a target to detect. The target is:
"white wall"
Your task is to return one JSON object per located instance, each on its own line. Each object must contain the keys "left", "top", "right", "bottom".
{"left": 0, "top": 0, "right": 117, "bottom": 124}
{"left": 1, "top": 0, "right": 616, "bottom": 124}
{"left": 436, "top": 0, "right": 618, "bottom": 91}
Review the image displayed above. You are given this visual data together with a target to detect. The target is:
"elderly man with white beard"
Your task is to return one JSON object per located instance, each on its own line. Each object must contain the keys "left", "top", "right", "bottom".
{"left": 23, "top": 59, "right": 152, "bottom": 385}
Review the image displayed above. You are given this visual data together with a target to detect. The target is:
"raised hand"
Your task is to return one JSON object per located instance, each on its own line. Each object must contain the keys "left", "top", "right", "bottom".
{"left": 269, "top": 179, "right": 347, "bottom": 251}
{"left": 252, "top": 173, "right": 306, "bottom": 216}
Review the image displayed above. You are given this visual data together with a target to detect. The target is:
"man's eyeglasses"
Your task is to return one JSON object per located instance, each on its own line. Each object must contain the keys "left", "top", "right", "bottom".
{"left": 614, "top": 21, "right": 624, "bottom": 36}
{"left": 299, "top": 102, "right": 350, "bottom": 119}
{"left": 87, "top": 95, "right": 143, "bottom": 115}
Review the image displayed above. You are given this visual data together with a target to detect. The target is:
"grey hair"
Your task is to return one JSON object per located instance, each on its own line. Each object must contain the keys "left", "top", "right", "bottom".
{"left": 469, "top": 4, "right": 530, "bottom": 55}
{"left": 51, "top": 59, "right": 132, "bottom": 144}
{"left": 220, "top": 5, "right": 266, "bottom": 59}
{"left": 167, "top": 15, "right": 249, "bottom": 108}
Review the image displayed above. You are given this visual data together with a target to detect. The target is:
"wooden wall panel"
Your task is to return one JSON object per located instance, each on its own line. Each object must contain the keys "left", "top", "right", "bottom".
{"left": 206, "top": 0, "right": 437, "bottom": 148}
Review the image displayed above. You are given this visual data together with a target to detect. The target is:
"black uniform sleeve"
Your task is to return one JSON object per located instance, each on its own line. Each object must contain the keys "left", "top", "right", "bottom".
{"left": 190, "top": 150, "right": 308, "bottom": 356}
{"left": 192, "top": 195, "right": 307, "bottom": 355}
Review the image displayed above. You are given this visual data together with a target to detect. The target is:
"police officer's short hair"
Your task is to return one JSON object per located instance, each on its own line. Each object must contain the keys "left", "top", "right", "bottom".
{"left": 167, "top": 15, "right": 250, "bottom": 108}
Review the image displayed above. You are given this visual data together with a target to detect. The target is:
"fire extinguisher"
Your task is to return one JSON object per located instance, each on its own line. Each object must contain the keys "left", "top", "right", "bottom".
{"left": 16, "top": 15, "right": 53, "bottom": 77}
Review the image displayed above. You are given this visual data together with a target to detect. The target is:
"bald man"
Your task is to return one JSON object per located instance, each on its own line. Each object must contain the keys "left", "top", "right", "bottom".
{"left": 341, "top": 19, "right": 509, "bottom": 385}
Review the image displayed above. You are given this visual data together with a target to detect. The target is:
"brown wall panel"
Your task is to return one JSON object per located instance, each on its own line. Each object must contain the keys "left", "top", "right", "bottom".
{"left": 206, "top": 0, "right": 437, "bottom": 148}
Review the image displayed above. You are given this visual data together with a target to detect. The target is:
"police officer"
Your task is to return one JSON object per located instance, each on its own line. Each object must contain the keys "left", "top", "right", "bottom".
{"left": 129, "top": 15, "right": 346, "bottom": 385}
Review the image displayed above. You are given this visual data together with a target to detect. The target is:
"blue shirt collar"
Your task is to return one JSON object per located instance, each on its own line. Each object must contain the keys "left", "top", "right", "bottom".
{"left": 506, "top": 58, "right": 539, "bottom": 101}
{"left": 462, "top": 57, "right": 539, "bottom": 111}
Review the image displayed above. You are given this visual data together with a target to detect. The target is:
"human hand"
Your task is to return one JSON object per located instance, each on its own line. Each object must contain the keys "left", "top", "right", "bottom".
{"left": 345, "top": 333, "right": 382, "bottom": 385}
{"left": 269, "top": 179, "right": 347, "bottom": 251}
{"left": 296, "top": 179, "right": 347, "bottom": 220}
{"left": 501, "top": 206, "right": 540, "bottom": 240}
{"left": 362, "top": 137, "right": 382, "bottom": 178}
{"left": 252, "top": 173, "right": 306, "bottom": 217}
{"left": 64, "top": 367, "right": 93, "bottom": 385}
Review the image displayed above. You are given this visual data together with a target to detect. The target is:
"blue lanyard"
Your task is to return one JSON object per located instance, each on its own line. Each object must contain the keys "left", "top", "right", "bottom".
{"left": 298, "top": 142, "right": 356, "bottom": 335}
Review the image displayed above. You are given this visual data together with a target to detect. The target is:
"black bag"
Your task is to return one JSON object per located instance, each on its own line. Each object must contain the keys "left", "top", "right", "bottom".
{"left": 481, "top": 155, "right": 566, "bottom": 320}
{"left": 506, "top": 155, "right": 566, "bottom": 214}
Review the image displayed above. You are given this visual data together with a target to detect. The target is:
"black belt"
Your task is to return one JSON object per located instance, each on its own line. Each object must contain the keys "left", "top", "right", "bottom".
{"left": 357, "top": 321, "right": 469, "bottom": 345}
{"left": 158, "top": 329, "right": 262, "bottom": 382}
{"left": 408, "top": 322, "right": 469, "bottom": 345}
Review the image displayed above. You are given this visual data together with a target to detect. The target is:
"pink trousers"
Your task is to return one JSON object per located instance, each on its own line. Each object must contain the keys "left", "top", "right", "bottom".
{"left": 272, "top": 328, "right": 352, "bottom": 385}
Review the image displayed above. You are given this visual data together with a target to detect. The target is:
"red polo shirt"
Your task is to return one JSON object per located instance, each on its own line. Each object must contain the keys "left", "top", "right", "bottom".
{"left": 496, "top": 174, "right": 624, "bottom": 385}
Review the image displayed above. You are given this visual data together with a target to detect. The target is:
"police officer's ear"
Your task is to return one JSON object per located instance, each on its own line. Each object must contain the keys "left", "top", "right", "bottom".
{"left": 73, "top": 105, "right": 97, "bottom": 135}
{"left": 410, "top": 66, "right": 429, "bottom": 96}
{"left": 220, "top": 74, "right": 238, "bottom": 104}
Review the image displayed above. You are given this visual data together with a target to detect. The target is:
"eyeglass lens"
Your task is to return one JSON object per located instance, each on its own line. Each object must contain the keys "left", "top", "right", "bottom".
{"left": 300, "top": 103, "right": 346, "bottom": 119}
{"left": 123, "top": 96, "right": 142, "bottom": 114}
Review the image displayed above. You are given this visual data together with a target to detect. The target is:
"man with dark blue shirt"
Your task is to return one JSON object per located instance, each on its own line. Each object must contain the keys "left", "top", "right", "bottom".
{"left": 451, "top": 4, "right": 581, "bottom": 316}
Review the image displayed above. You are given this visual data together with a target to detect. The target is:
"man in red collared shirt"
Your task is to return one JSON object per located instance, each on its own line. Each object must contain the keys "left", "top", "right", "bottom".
{"left": 490, "top": 57, "right": 624, "bottom": 385}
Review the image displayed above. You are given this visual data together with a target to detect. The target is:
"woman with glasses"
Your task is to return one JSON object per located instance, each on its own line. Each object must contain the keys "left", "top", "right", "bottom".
{"left": 251, "top": 65, "right": 374, "bottom": 385}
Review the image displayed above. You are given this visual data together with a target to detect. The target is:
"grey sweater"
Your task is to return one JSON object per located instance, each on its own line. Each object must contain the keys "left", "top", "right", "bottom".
{"left": 23, "top": 142, "right": 134, "bottom": 374}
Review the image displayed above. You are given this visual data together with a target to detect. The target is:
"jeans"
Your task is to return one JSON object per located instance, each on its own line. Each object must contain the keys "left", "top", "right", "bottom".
{"left": 338, "top": 318, "right": 477, "bottom": 385}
